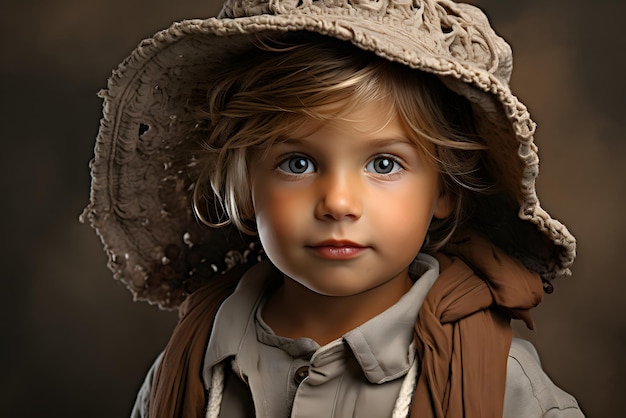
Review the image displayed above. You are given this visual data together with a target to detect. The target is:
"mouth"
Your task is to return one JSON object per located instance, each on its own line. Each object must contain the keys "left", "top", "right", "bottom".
{"left": 307, "top": 240, "right": 368, "bottom": 260}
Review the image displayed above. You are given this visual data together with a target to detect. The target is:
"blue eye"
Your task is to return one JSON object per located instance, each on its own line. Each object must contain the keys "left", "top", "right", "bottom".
{"left": 366, "top": 156, "right": 402, "bottom": 174}
{"left": 277, "top": 156, "right": 315, "bottom": 174}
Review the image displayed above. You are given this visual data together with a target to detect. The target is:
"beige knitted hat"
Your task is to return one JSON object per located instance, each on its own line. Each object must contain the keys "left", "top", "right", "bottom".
{"left": 81, "top": 0, "right": 576, "bottom": 308}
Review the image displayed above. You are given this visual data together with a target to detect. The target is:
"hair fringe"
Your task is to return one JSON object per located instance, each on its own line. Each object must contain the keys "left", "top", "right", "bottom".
{"left": 188, "top": 32, "right": 494, "bottom": 252}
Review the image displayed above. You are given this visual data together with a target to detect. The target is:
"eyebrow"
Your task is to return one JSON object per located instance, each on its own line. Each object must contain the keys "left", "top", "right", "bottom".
{"left": 278, "top": 135, "right": 416, "bottom": 148}
{"left": 367, "top": 136, "right": 416, "bottom": 147}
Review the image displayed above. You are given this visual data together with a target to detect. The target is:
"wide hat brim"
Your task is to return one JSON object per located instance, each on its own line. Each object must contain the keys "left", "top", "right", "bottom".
{"left": 81, "top": 0, "right": 576, "bottom": 308}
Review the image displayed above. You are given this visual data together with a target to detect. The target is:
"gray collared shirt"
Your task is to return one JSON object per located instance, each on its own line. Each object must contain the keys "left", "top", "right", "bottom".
{"left": 205, "top": 255, "right": 439, "bottom": 417}
{"left": 131, "top": 256, "right": 584, "bottom": 417}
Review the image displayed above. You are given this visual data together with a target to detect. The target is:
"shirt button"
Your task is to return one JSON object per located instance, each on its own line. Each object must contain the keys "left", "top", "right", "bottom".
{"left": 293, "top": 366, "right": 309, "bottom": 385}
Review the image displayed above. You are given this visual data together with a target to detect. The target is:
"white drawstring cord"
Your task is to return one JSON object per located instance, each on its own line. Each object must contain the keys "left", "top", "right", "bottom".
{"left": 205, "top": 363, "right": 225, "bottom": 418}
{"left": 391, "top": 356, "right": 419, "bottom": 418}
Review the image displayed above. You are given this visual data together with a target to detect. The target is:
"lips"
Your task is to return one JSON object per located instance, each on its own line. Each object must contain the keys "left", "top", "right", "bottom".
{"left": 307, "top": 240, "right": 368, "bottom": 260}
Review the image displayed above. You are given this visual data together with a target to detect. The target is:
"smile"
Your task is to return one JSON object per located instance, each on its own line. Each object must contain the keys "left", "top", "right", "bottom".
{"left": 308, "top": 240, "right": 368, "bottom": 260}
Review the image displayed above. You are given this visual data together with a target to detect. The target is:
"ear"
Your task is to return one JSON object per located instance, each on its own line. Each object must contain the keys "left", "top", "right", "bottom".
{"left": 433, "top": 190, "right": 454, "bottom": 220}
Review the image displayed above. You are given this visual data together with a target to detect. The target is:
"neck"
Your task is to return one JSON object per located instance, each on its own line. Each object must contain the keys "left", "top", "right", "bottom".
{"left": 261, "top": 273, "right": 413, "bottom": 346}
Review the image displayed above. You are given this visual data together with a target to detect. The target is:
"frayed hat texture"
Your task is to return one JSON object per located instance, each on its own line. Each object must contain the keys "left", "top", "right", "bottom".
{"left": 81, "top": 0, "right": 576, "bottom": 308}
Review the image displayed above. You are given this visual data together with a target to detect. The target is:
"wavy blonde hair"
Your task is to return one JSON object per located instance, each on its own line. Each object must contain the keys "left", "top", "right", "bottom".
{"left": 190, "top": 32, "right": 490, "bottom": 252}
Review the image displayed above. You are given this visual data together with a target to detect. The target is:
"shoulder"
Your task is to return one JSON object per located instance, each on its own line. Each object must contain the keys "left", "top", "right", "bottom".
{"left": 130, "top": 352, "right": 163, "bottom": 418}
{"left": 504, "top": 338, "right": 584, "bottom": 418}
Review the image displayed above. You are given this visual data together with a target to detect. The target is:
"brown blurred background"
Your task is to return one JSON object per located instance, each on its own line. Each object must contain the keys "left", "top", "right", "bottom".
{"left": 1, "top": 0, "right": 624, "bottom": 416}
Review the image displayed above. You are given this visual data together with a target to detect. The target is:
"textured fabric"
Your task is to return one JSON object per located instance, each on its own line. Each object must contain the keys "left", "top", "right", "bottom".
{"left": 411, "top": 234, "right": 544, "bottom": 417}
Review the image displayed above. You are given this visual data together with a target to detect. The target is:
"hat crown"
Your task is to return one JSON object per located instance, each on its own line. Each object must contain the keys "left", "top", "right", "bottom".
{"left": 220, "top": 0, "right": 422, "bottom": 18}
{"left": 218, "top": 0, "right": 512, "bottom": 84}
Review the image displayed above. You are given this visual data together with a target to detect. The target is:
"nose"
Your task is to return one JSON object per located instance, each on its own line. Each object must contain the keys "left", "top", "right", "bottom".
{"left": 314, "top": 171, "right": 362, "bottom": 221}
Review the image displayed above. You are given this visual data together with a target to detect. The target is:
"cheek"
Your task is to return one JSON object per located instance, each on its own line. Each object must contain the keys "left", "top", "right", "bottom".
{"left": 252, "top": 186, "right": 304, "bottom": 243}
{"left": 372, "top": 180, "right": 438, "bottom": 243}
{"left": 378, "top": 195, "right": 433, "bottom": 233}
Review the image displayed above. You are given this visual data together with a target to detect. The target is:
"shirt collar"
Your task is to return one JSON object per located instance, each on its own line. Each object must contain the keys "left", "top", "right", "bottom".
{"left": 203, "top": 255, "right": 440, "bottom": 384}
{"left": 203, "top": 260, "right": 277, "bottom": 375}
{"left": 343, "top": 253, "right": 439, "bottom": 383}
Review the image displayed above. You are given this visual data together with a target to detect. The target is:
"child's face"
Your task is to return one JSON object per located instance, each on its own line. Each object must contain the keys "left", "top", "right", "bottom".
{"left": 249, "top": 100, "right": 452, "bottom": 297}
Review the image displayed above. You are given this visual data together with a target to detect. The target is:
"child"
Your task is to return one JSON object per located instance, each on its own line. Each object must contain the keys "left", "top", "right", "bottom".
{"left": 82, "top": 0, "right": 584, "bottom": 416}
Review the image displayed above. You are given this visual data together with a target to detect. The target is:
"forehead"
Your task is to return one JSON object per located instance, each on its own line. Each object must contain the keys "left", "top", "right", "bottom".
{"left": 291, "top": 99, "right": 399, "bottom": 135}
{"left": 277, "top": 97, "right": 435, "bottom": 154}
{"left": 246, "top": 86, "right": 438, "bottom": 162}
